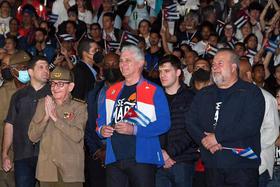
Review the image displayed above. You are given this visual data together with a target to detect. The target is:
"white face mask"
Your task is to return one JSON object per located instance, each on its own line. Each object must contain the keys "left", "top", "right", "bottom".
{"left": 137, "top": 0, "right": 144, "bottom": 6}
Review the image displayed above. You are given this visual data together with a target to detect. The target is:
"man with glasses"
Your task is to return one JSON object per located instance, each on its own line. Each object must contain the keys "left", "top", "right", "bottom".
{"left": 88, "top": 23, "right": 105, "bottom": 50}
{"left": 2, "top": 56, "right": 51, "bottom": 187}
{"left": 28, "top": 66, "right": 87, "bottom": 187}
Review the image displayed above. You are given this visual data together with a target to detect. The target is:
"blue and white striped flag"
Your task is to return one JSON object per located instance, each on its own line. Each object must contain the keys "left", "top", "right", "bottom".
{"left": 48, "top": 14, "right": 58, "bottom": 24}
{"left": 246, "top": 48, "right": 257, "bottom": 59}
{"left": 121, "top": 31, "right": 139, "bottom": 46}
{"left": 234, "top": 14, "right": 250, "bottom": 29}
{"left": 122, "top": 107, "right": 151, "bottom": 127}
{"left": 264, "top": 40, "right": 278, "bottom": 53}
{"left": 205, "top": 43, "right": 218, "bottom": 56}
{"left": 223, "top": 147, "right": 259, "bottom": 160}
{"left": 163, "top": 3, "right": 177, "bottom": 11}
{"left": 163, "top": 3, "right": 179, "bottom": 22}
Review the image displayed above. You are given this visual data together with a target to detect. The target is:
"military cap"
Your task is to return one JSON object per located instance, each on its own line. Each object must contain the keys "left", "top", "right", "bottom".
{"left": 50, "top": 66, "right": 74, "bottom": 82}
{"left": 9, "top": 50, "right": 31, "bottom": 66}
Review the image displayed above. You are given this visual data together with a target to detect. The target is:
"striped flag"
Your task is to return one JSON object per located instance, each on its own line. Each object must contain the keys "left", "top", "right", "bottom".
{"left": 264, "top": 40, "right": 278, "bottom": 53}
{"left": 106, "top": 41, "right": 120, "bottom": 51}
{"left": 205, "top": 44, "right": 218, "bottom": 56}
{"left": 121, "top": 31, "right": 139, "bottom": 46}
{"left": 246, "top": 48, "right": 257, "bottom": 59}
{"left": 123, "top": 107, "right": 151, "bottom": 127}
{"left": 216, "top": 20, "right": 225, "bottom": 36}
{"left": 48, "top": 14, "right": 58, "bottom": 24}
{"left": 162, "top": 3, "right": 177, "bottom": 11}
{"left": 223, "top": 147, "right": 259, "bottom": 160}
{"left": 163, "top": 3, "right": 179, "bottom": 22}
{"left": 234, "top": 14, "right": 250, "bottom": 29}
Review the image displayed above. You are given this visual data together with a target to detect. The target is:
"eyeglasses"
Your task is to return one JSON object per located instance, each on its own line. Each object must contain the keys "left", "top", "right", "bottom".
{"left": 49, "top": 81, "right": 70, "bottom": 87}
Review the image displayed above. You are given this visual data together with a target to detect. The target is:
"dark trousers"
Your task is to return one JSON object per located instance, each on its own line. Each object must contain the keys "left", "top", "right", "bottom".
{"left": 84, "top": 152, "right": 106, "bottom": 187}
{"left": 205, "top": 168, "right": 259, "bottom": 187}
{"left": 259, "top": 170, "right": 270, "bottom": 187}
{"left": 155, "top": 162, "right": 195, "bottom": 187}
{"left": 106, "top": 159, "right": 156, "bottom": 187}
{"left": 14, "top": 156, "right": 38, "bottom": 187}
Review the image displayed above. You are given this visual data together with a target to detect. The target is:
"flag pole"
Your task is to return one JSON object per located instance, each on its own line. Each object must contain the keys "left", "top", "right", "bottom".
{"left": 118, "top": 31, "right": 125, "bottom": 51}
{"left": 55, "top": 33, "right": 62, "bottom": 47}
{"left": 222, "top": 147, "right": 233, "bottom": 150}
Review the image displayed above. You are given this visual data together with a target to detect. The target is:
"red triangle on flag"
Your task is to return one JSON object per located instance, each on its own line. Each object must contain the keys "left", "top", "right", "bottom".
{"left": 123, "top": 107, "right": 138, "bottom": 119}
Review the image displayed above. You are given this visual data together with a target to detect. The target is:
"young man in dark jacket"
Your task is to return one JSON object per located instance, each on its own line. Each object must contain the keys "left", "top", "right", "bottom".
{"left": 157, "top": 54, "right": 198, "bottom": 187}
{"left": 186, "top": 49, "right": 265, "bottom": 186}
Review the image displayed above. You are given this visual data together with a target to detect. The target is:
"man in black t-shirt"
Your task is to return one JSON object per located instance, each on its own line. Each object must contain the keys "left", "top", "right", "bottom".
{"left": 2, "top": 56, "right": 51, "bottom": 187}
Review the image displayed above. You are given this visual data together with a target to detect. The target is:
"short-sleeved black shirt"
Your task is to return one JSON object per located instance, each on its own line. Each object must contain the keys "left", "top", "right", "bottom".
{"left": 4, "top": 84, "right": 51, "bottom": 161}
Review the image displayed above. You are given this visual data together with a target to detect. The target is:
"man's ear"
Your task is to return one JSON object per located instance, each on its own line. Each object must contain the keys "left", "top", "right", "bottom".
{"left": 68, "top": 82, "right": 75, "bottom": 92}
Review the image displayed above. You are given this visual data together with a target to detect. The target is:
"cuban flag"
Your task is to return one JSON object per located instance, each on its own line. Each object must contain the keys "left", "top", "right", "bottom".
{"left": 48, "top": 14, "right": 58, "bottom": 24}
{"left": 234, "top": 14, "right": 250, "bottom": 29}
{"left": 106, "top": 40, "right": 120, "bottom": 52}
{"left": 162, "top": 3, "right": 177, "bottom": 11}
{"left": 205, "top": 43, "right": 218, "bottom": 56}
{"left": 264, "top": 40, "right": 278, "bottom": 53}
{"left": 246, "top": 48, "right": 257, "bottom": 59}
{"left": 122, "top": 107, "right": 151, "bottom": 127}
{"left": 163, "top": 3, "right": 179, "bottom": 22}
{"left": 216, "top": 20, "right": 225, "bottom": 36}
{"left": 121, "top": 31, "right": 139, "bottom": 46}
{"left": 223, "top": 147, "right": 259, "bottom": 160}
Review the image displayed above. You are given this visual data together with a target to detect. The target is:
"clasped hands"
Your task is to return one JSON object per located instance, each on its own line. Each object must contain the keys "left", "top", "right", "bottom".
{"left": 201, "top": 132, "right": 222, "bottom": 154}
{"left": 100, "top": 122, "right": 134, "bottom": 138}
{"left": 44, "top": 95, "right": 58, "bottom": 122}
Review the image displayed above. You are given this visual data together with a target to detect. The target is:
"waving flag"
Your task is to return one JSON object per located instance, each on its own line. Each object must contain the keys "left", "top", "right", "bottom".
{"left": 163, "top": 10, "right": 180, "bottom": 22}
{"left": 163, "top": 3, "right": 179, "bottom": 22}
{"left": 264, "top": 40, "right": 278, "bottom": 53}
{"left": 223, "top": 147, "right": 259, "bottom": 160}
{"left": 106, "top": 41, "right": 120, "bottom": 52}
{"left": 216, "top": 20, "right": 225, "bottom": 36}
{"left": 48, "top": 14, "right": 58, "bottom": 24}
{"left": 234, "top": 14, "right": 250, "bottom": 29}
{"left": 246, "top": 48, "right": 257, "bottom": 59}
{"left": 123, "top": 107, "right": 151, "bottom": 127}
{"left": 163, "top": 3, "right": 177, "bottom": 11}
{"left": 121, "top": 31, "right": 139, "bottom": 46}
{"left": 205, "top": 44, "right": 218, "bottom": 56}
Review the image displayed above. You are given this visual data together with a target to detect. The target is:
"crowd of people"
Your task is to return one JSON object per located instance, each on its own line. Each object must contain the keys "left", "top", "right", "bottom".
{"left": 1, "top": 0, "right": 280, "bottom": 187}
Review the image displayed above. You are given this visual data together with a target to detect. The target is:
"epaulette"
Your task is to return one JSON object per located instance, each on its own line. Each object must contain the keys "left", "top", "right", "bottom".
{"left": 72, "top": 97, "right": 87, "bottom": 104}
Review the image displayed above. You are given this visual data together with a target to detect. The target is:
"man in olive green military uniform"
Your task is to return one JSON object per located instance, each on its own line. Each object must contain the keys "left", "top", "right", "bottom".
{"left": 28, "top": 66, "right": 88, "bottom": 187}
{"left": 0, "top": 51, "right": 31, "bottom": 187}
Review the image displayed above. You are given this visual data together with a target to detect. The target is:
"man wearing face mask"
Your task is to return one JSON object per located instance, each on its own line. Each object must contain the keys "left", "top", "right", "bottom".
{"left": 0, "top": 51, "right": 31, "bottom": 187}
{"left": 190, "top": 58, "right": 211, "bottom": 92}
{"left": 27, "top": 28, "right": 55, "bottom": 64}
{"left": 84, "top": 52, "right": 123, "bottom": 187}
{"left": 72, "top": 39, "right": 101, "bottom": 100}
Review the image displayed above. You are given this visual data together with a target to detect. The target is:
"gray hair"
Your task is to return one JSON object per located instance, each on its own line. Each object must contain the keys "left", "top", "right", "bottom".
{"left": 184, "top": 11, "right": 199, "bottom": 26}
{"left": 216, "top": 48, "right": 240, "bottom": 74}
{"left": 121, "top": 45, "right": 145, "bottom": 62}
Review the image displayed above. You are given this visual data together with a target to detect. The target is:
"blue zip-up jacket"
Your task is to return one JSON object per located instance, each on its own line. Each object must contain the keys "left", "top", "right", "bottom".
{"left": 96, "top": 77, "right": 171, "bottom": 166}
{"left": 186, "top": 79, "right": 265, "bottom": 168}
